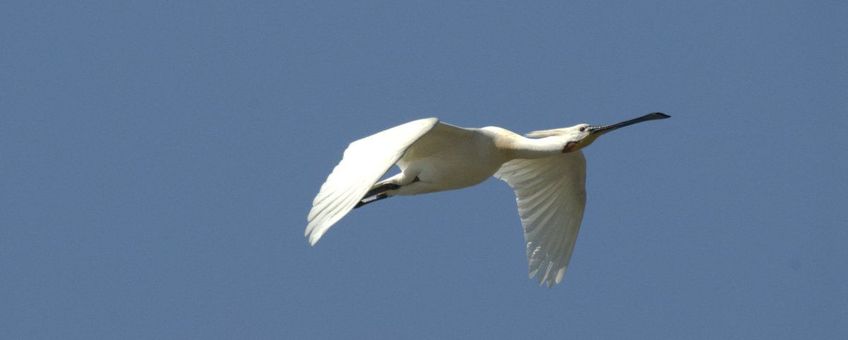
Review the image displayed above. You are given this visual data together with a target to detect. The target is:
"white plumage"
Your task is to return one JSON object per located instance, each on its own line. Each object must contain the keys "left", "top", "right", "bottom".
{"left": 306, "top": 112, "right": 669, "bottom": 287}
{"left": 495, "top": 153, "right": 586, "bottom": 286}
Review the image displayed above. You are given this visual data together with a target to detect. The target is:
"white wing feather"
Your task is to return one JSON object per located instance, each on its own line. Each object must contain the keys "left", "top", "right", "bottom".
{"left": 494, "top": 151, "right": 587, "bottom": 287}
{"left": 305, "top": 118, "right": 440, "bottom": 245}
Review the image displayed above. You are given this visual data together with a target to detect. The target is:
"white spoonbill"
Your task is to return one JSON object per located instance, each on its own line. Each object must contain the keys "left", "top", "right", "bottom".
{"left": 306, "top": 112, "right": 670, "bottom": 286}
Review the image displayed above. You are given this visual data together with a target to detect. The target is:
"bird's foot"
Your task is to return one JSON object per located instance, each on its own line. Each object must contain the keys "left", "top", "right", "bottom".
{"left": 354, "top": 183, "right": 400, "bottom": 209}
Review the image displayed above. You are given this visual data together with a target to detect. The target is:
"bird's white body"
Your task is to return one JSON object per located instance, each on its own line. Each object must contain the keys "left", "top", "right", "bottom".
{"left": 392, "top": 124, "right": 503, "bottom": 195}
{"left": 387, "top": 123, "right": 580, "bottom": 196}
{"left": 306, "top": 113, "right": 669, "bottom": 287}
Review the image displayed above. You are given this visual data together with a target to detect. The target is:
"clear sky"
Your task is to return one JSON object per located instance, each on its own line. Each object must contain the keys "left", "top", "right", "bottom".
{"left": 2, "top": 1, "right": 846, "bottom": 338}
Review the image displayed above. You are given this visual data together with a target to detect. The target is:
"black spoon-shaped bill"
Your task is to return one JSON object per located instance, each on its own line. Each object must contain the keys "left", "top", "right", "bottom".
{"left": 589, "top": 112, "right": 670, "bottom": 135}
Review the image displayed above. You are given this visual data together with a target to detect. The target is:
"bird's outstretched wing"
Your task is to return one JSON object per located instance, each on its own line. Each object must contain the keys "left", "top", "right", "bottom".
{"left": 494, "top": 151, "right": 587, "bottom": 287}
{"left": 306, "top": 118, "right": 440, "bottom": 245}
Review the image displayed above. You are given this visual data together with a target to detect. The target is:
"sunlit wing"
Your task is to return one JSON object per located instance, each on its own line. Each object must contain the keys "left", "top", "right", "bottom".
{"left": 494, "top": 151, "right": 587, "bottom": 287}
{"left": 396, "top": 121, "right": 475, "bottom": 168}
{"left": 305, "top": 118, "right": 445, "bottom": 245}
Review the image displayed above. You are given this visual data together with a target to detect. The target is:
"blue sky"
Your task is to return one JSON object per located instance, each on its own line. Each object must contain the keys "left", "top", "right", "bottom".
{"left": 2, "top": 1, "right": 846, "bottom": 338}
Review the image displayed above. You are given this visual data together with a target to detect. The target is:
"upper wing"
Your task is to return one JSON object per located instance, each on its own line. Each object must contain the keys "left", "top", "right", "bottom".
{"left": 306, "top": 118, "right": 440, "bottom": 245}
{"left": 494, "top": 151, "right": 587, "bottom": 287}
{"left": 397, "top": 121, "right": 477, "bottom": 168}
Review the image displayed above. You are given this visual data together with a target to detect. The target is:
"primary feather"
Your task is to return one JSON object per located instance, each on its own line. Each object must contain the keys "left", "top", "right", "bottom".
{"left": 305, "top": 118, "right": 439, "bottom": 245}
{"left": 495, "top": 152, "right": 587, "bottom": 287}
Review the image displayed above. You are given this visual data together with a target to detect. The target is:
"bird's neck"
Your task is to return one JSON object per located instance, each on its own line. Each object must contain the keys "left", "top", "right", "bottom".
{"left": 497, "top": 133, "right": 566, "bottom": 160}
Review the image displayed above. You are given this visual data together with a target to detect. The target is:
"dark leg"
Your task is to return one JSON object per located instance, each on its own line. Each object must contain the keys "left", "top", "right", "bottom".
{"left": 354, "top": 177, "right": 420, "bottom": 209}
{"left": 354, "top": 193, "right": 390, "bottom": 209}
{"left": 362, "top": 183, "right": 400, "bottom": 198}
{"left": 354, "top": 183, "right": 400, "bottom": 209}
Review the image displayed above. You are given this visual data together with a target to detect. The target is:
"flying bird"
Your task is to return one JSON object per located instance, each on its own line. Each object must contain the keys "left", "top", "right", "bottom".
{"left": 306, "top": 112, "right": 670, "bottom": 286}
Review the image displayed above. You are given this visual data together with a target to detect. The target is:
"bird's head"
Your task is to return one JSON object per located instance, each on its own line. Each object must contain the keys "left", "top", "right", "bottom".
{"left": 528, "top": 112, "right": 671, "bottom": 153}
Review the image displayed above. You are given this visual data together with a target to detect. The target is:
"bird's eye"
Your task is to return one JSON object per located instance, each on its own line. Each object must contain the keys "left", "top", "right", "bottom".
{"left": 579, "top": 126, "right": 586, "bottom": 132}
